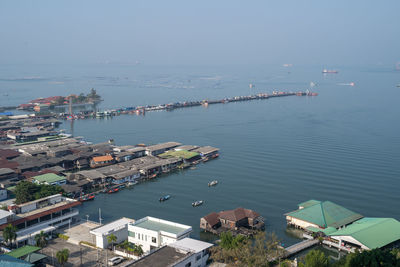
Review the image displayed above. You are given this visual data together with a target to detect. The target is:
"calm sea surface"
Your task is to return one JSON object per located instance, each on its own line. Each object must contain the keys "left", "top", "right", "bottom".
{"left": 1, "top": 64, "right": 399, "bottom": 246}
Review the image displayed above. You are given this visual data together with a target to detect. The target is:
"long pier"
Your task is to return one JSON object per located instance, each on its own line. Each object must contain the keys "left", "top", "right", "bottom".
{"left": 57, "top": 90, "right": 318, "bottom": 120}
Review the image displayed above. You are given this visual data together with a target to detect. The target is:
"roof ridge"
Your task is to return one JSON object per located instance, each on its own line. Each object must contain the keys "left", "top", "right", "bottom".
{"left": 320, "top": 201, "right": 328, "bottom": 228}
{"left": 351, "top": 218, "right": 392, "bottom": 235}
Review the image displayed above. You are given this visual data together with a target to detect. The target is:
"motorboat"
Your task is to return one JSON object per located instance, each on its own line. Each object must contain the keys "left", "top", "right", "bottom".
{"left": 160, "top": 195, "right": 171, "bottom": 202}
{"left": 192, "top": 200, "right": 204, "bottom": 207}
{"left": 208, "top": 180, "right": 218, "bottom": 187}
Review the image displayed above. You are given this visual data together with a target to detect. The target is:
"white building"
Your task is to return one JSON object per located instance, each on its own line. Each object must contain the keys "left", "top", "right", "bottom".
{"left": 90, "top": 217, "right": 135, "bottom": 249}
{"left": 0, "top": 194, "right": 80, "bottom": 246}
{"left": 129, "top": 238, "right": 213, "bottom": 267}
{"left": 128, "top": 216, "right": 192, "bottom": 253}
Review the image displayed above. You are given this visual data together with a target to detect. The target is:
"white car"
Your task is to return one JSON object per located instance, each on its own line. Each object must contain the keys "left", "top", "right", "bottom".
{"left": 108, "top": 256, "right": 124, "bottom": 266}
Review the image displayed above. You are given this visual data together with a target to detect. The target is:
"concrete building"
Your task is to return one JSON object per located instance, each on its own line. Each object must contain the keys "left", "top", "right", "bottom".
{"left": 110, "top": 170, "right": 140, "bottom": 185}
{"left": 128, "top": 216, "right": 192, "bottom": 253}
{"left": 130, "top": 238, "right": 213, "bottom": 267}
{"left": 90, "top": 217, "right": 135, "bottom": 249}
{"left": 145, "top": 142, "right": 182, "bottom": 156}
{"left": 285, "top": 200, "right": 363, "bottom": 231}
{"left": 0, "top": 194, "right": 80, "bottom": 246}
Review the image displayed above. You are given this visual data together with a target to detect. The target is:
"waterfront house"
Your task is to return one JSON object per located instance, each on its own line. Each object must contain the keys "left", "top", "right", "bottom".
{"left": 130, "top": 238, "right": 213, "bottom": 267}
{"left": 32, "top": 173, "right": 67, "bottom": 186}
{"left": 0, "top": 194, "right": 80, "bottom": 246}
{"left": 110, "top": 169, "right": 141, "bottom": 185}
{"left": 75, "top": 169, "right": 107, "bottom": 185}
{"left": 158, "top": 150, "right": 201, "bottom": 163}
{"left": 90, "top": 217, "right": 135, "bottom": 249}
{"left": 0, "top": 148, "right": 20, "bottom": 160}
{"left": 145, "top": 142, "right": 182, "bottom": 156}
{"left": 191, "top": 146, "right": 219, "bottom": 160}
{"left": 90, "top": 155, "right": 114, "bottom": 168}
{"left": 128, "top": 216, "right": 192, "bottom": 253}
{"left": 285, "top": 200, "right": 363, "bottom": 231}
{"left": 327, "top": 218, "right": 400, "bottom": 251}
{"left": 200, "top": 207, "right": 264, "bottom": 234}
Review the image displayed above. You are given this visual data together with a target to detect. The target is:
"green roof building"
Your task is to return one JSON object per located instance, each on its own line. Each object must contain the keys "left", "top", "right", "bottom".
{"left": 7, "top": 245, "right": 41, "bottom": 259}
{"left": 32, "top": 173, "right": 66, "bottom": 186}
{"left": 285, "top": 200, "right": 363, "bottom": 230}
{"left": 329, "top": 218, "right": 400, "bottom": 250}
{"left": 158, "top": 150, "right": 200, "bottom": 161}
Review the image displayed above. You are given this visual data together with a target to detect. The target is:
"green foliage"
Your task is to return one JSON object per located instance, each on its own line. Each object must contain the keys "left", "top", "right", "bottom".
{"left": 35, "top": 230, "right": 48, "bottom": 248}
{"left": 344, "top": 248, "right": 399, "bottom": 267}
{"left": 304, "top": 250, "right": 328, "bottom": 267}
{"left": 56, "top": 248, "right": 69, "bottom": 267}
{"left": 211, "top": 231, "right": 284, "bottom": 267}
{"left": 79, "top": 240, "right": 96, "bottom": 247}
{"left": 58, "top": 234, "right": 69, "bottom": 240}
{"left": 14, "top": 181, "right": 64, "bottom": 204}
{"left": 3, "top": 224, "right": 17, "bottom": 246}
{"left": 87, "top": 88, "right": 101, "bottom": 100}
{"left": 107, "top": 233, "right": 117, "bottom": 250}
{"left": 1, "top": 205, "right": 8, "bottom": 211}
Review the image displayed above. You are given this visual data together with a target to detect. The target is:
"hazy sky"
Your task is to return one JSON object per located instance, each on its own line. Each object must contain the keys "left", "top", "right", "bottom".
{"left": 1, "top": 0, "right": 399, "bottom": 66}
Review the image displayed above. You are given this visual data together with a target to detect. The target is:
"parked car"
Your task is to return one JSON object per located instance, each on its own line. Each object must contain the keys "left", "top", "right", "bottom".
{"left": 108, "top": 256, "right": 124, "bottom": 266}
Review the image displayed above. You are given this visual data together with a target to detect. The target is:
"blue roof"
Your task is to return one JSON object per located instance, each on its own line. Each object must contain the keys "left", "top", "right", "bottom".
{"left": 0, "top": 255, "right": 32, "bottom": 267}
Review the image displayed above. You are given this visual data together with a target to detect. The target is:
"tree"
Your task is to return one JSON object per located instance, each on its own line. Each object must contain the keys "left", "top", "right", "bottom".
{"left": 56, "top": 249, "right": 69, "bottom": 267}
{"left": 35, "top": 230, "right": 48, "bottom": 248}
{"left": 302, "top": 250, "right": 328, "bottom": 267}
{"left": 344, "top": 248, "right": 399, "bottom": 267}
{"left": 15, "top": 181, "right": 37, "bottom": 204}
{"left": 107, "top": 233, "right": 117, "bottom": 251}
{"left": 133, "top": 244, "right": 144, "bottom": 256}
{"left": 3, "top": 224, "right": 17, "bottom": 247}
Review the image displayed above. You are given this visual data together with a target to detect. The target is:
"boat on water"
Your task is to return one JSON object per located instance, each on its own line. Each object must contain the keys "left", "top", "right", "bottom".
{"left": 79, "top": 193, "right": 95, "bottom": 202}
{"left": 322, "top": 69, "right": 338, "bottom": 74}
{"left": 96, "top": 111, "right": 105, "bottom": 118}
{"left": 397, "top": 84, "right": 400, "bottom": 88}
{"left": 208, "top": 180, "right": 218, "bottom": 187}
{"left": 127, "top": 181, "right": 138, "bottom": 187}
{"left": 192, "top": 200, "right": 204, "bottom": 207}
{"left": 159, "top": 195, "right": 171, "bottom": 202}
{"left": 107, "top": 188, "right": 119, "bottom": 194}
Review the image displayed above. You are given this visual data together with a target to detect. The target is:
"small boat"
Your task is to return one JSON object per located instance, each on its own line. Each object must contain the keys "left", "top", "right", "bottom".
{"left": 397, "top": 84, "right": 400, "bottom": 88}
{"left": 149, "top": 173, "right": 157, "bottom": 179}
{"left": 79, "top": 193, "right": 95, "bottom": 202}
{"left": 159, "top": 195, "right": 171, "bottom": 202}
{"left": 96, "top": 111, "right": 105, "bottom": 118}
{"left": 192, "top": 200, "right": 204, "bottom": 207}
{"left": 208, "top": 180, "right": 218, "bottom": 187}
{"left": 127, "top": 181, "right": 138, "bottom": 187}
{"left": 322, "top": 69, "right": 338, "bottom": 74}
{"left": 107, "top": 188, "right": 119, "bottom": 194}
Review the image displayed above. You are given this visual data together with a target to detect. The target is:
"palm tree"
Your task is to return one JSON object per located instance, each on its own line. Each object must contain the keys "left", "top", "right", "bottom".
{"left": 3, "top": 224, "right": 17, "bottom": 248}
{"left": 56, "top": 248, "right": 69, "bottom": 267}
{"left": 107, "top": 233, "right": 117, "bottom": 251}
{"left": 35, "top": 231, "right": 48, "bottom": 248}
{"left": 134, "top": 244, "right": 144, "bottom": 256}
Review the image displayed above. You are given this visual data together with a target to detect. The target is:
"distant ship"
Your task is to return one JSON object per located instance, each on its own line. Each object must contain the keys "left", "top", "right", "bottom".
{"left": 322, "top": 69, "right": 338, "bottom": 74}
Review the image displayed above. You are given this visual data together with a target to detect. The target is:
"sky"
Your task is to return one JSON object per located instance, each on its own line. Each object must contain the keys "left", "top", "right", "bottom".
{"left": 0, "top": 0, "right": 399, "bottom": 66}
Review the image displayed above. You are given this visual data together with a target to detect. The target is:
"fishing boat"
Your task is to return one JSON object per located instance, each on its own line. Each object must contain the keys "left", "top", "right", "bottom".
{"left": 96, "top": 111, "right": 105, "bottom": 118}
{"left": 192, "top": 200, "right": 204, "bottom": 207}
{"left": 107, "top": 188, "right": 119, "bottom": 194}
{"left": 208, "top": 180, "right": 218, "bottom": 187}
{"left": 127, "top": 181, "right": 138, "bottom": 187}
{"left": 149, "top": 173, "right": 157, "bottom": 179}
{"left": 159, "top": 195, "right": 171, "bottom": 202}
{"left": 79, "top": 193, "right": 95, "bottom": 202}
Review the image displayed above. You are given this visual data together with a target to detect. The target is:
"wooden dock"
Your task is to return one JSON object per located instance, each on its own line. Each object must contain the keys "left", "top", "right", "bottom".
{"left": 284, "top": 239, "right": 320, "bottom": 258}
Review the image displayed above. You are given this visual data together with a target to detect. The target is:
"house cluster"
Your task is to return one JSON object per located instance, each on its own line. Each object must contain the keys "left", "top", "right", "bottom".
{"left": 1, "top": 119, "right": 219, "bottom": 198}
{"left": 200, "top": 207, "right": 265, "bottom": 236}
{"left": 285, "top": 199, "right": 400, "bottom": 252}
{"left": 89, "top": 215, "right": 213, "bottom": 267}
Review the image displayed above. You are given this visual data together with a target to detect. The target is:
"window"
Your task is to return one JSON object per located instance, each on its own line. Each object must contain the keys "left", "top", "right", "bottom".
{"left": 196, "top": 255, "right": 201, "bottom": 261}
{"left": 128, "top": 231, "right": 135, "bottom": 238}
{"left": 138, "top": 233, "right": 140, "bottom": 240}
{"left": 152, "top": 237, "right": 156, "bottom": 243}
{"left": 145, "top": 235, "right": 147, "bottom": 241}
{"left": 185, "top": 263, "right": 191, "bottom": 267}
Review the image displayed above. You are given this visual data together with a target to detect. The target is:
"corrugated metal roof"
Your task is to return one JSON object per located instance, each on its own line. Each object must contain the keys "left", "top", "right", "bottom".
{"left": 329, "top": 217, "right": 400, "bottom": 249}
{"left": 32, "top": 173, "right": 65, "bottom": 183}
{"left": 7, "top": 246, "right": 40, "bottom": 258}
{"left": 286, "top": 200, "right": 363, "bottom": 228}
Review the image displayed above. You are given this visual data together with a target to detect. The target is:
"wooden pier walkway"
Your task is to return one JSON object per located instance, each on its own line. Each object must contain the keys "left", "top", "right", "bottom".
{"left": 284, "top": 239, "right": 320, "bottom": 257}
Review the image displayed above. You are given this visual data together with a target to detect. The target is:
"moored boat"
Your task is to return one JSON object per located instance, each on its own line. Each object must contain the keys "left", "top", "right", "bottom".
{"left": 192, "top": 200, "right": 204, "bottom": 207}
{"left": 79, "top": 193, "right": 95, "bottom": 202}
{"left": 159, "top": 195, "right": 171, "bottom": 202}
{"left": 322, "top": 69, "right": 338, "bottom": 74}
{"left": 107, "top": 188, "right": 119, "bottom": 194}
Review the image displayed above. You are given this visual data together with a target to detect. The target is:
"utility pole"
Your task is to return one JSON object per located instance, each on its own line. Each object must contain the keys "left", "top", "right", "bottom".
{"left": 99, "top": 208, "right": 103, "bottom": 225}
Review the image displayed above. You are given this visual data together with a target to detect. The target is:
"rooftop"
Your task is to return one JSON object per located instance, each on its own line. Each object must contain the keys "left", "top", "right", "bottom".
{"left": 7, "top": 245, "right": 41, "bottom": 259}
{"left": 0, "top": 168, "right": 15, "bottom": 175}
{"left": 32, "top": 173, "right": 66, "bottom": 183}
{"left": 92, "top": 155, "right": 113, "bottom": 162}
{"left": 158, "top": 150, "right": 199, "bottom": 160}
{"left": 90, "top": 217, "right": 135, "bottom": 236}
{"left": 146, "top": 142, "right": 182, "bottom": 152}
{"left": 192, "top": 146, "right": 219, "bottom": 155}
{"left": 0, "top": 254, "right": 33, "bottom": 267}
{"left": 330, "top": 217, "right": 400, "bottom": 249}
{"left": 128, "top": 246, "right": 190, "bottom": 267}
{"left": 286, "top": 200, "right": 363, "bottom": 228}
{"left": 131, "top": 216, "right": 192, "bottom": 236}
{"left": 169, "top": 237, "right": 213, "bottom": 253}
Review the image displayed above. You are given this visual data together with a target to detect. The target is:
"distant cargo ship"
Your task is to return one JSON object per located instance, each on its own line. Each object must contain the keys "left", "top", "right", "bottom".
{"left": 322, "top": 69, "right": 338, "bottom": 74}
